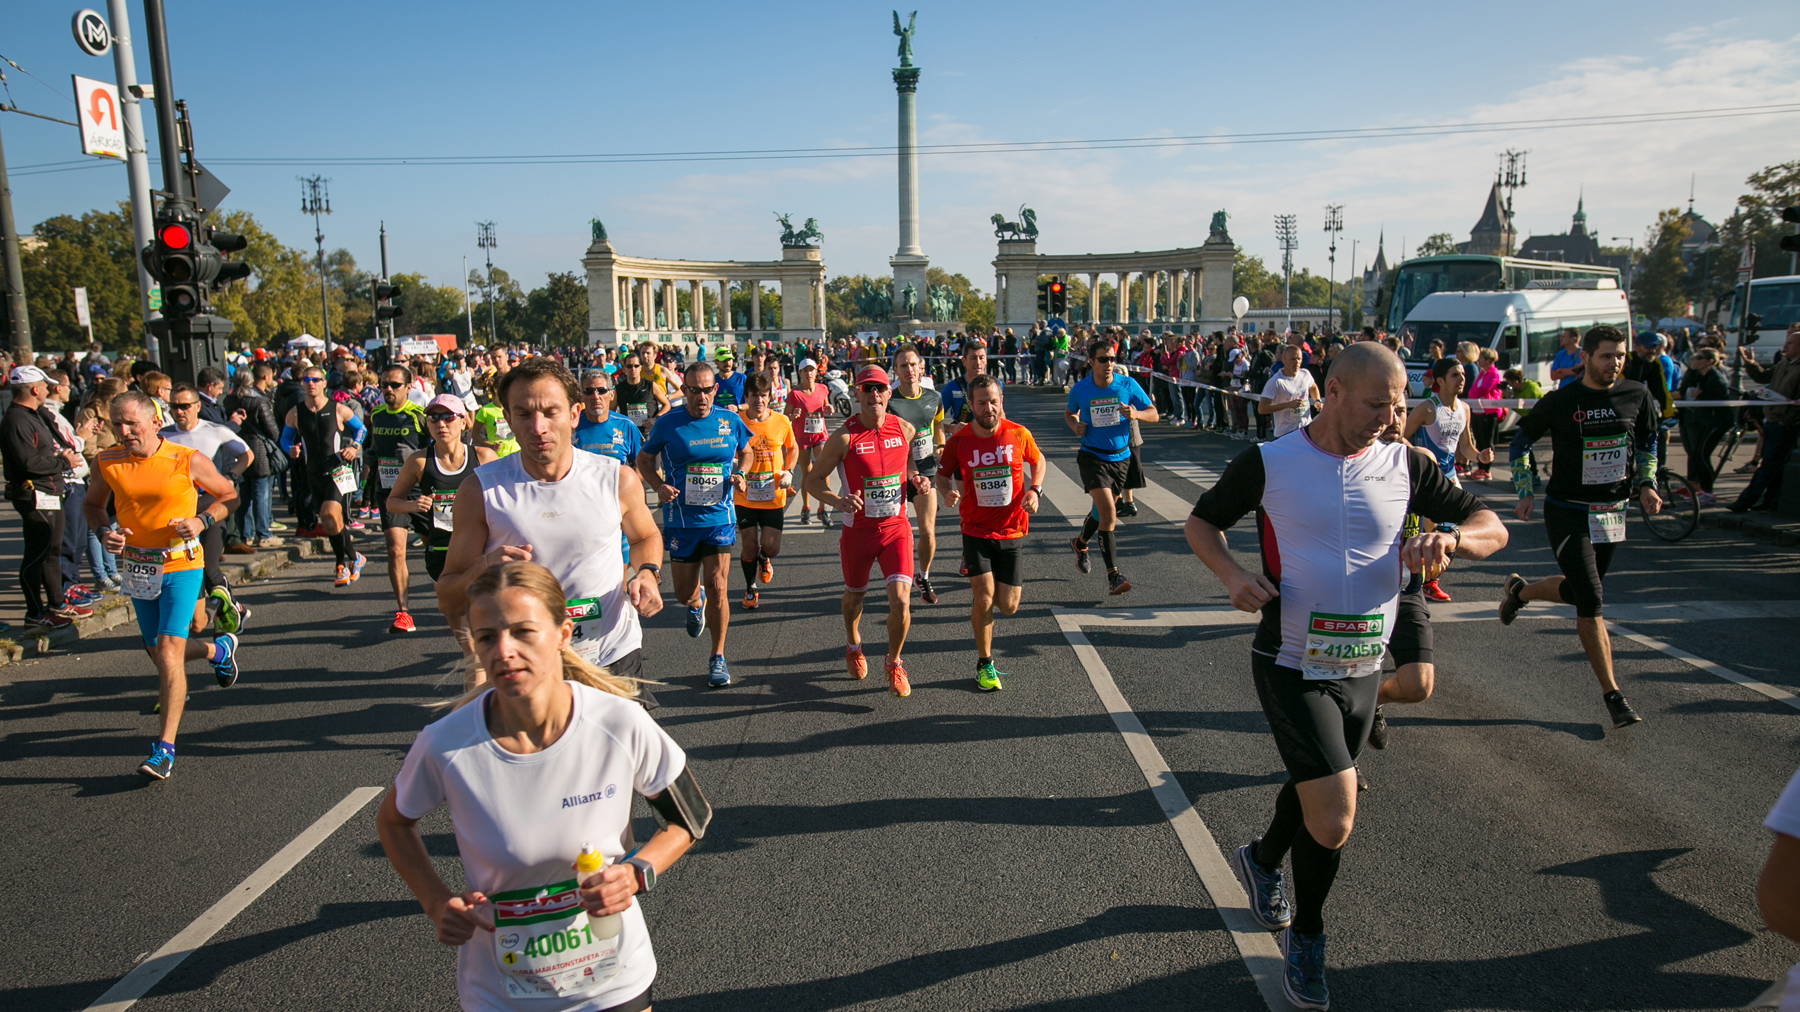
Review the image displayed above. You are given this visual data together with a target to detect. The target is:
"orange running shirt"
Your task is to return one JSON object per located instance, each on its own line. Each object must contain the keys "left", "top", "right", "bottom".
{"left": 95, "top": 439, "right": 203, "bottom": 573}
{"left": 938, "top": 419, "right": 1040, "bottom": 540}
{"left": 733, "top": 412, "right": 798, "bottom": 510}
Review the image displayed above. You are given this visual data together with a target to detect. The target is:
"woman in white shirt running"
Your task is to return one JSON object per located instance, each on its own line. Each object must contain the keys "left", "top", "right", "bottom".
{"left": 378, "top": 561, "right": 710, "bottom": 1012}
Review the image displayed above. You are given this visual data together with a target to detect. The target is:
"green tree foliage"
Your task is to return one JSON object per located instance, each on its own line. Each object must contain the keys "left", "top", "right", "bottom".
{"left": 1633, "top": 209, "right": 1691, "bottom": 321}
{"left": 1703, "top": 161, "right": 1800, "bottom": 311}
{"left": 1233, "top": 252, "right": 1281, "bottom": 308}
{"left": 1414, "top": 233, "right": 1459, "bottom": 258}
{"left": 521, "top": 271, "right": 589, "bottom": 345}
{"left": 20, "top": 204, "right": 140, "bottom": 351}
{"left": 386, "top": 272, "right": 468, "bottom": 340}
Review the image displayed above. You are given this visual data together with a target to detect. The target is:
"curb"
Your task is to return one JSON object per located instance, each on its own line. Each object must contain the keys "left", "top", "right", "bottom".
{"left": 1700, "top": 511, "right": 1800, "bottom": 549}
{"left": 4, "top": 538, "right": 335, "bottom": 666}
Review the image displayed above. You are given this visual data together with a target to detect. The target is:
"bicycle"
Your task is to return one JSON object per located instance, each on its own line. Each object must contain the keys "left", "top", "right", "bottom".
{"left": 1711, "top": 392, "right": 1759, "bottom": 479}
{"left": 1639, "top": 467, "right": 1698, "bottom": 542}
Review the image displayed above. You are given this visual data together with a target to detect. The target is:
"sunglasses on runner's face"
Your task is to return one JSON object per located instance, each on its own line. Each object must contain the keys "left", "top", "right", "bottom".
{"left": 1093, "top": 356, "right": 1115, "bottom": 363}
{"left": 426, "top": 413, "right": 459, "bottom": 422}
{"left": 300, "top": 377, "right": 324, "bottom": 384}
{"left": 170, "top": 400, "right": 199, "bottom": 410}
{"left": 685, "top": 384, "right": 716, "bottom": 395}
{"left": 860, "top": 383, "right": 888, "bottom": 394}
{"left": 585, "top": 386, "right": 609, "bottom": 396}
{"left": 382, "top": 381, "right": 407, "bottom": 390}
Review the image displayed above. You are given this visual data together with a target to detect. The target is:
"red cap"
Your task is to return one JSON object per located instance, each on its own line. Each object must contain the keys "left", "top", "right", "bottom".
{"left": 853, "top": 365, "right": 891, "bottom": 386}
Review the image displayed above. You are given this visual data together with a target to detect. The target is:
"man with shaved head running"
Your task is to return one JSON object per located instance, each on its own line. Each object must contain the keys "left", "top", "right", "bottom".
{"left": 1185, "top": 342, "right": 1508, "bottom": 1009}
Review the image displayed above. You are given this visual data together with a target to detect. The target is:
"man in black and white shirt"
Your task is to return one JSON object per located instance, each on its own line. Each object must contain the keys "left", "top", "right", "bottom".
{"left": 1185, "top": 342, "right": 1507, "bottom": 1009}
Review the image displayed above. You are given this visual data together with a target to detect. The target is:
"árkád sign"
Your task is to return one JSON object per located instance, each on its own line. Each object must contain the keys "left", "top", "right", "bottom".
{"left": 71, "top": 75, "right": 125, "bottom": 160}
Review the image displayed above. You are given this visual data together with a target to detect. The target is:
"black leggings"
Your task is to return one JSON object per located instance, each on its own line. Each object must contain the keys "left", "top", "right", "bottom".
{"left": 13, "top": 501, "right": 65, "bottom": 615}
{"left": 1545, "top": 501, "right": 1616, "bottom": 618}
{"left": 1470, "top": 413, "right": 1498, "bottom": 457}
{"left": 1685, "top": 423, "right": 1726, "bottom": 492}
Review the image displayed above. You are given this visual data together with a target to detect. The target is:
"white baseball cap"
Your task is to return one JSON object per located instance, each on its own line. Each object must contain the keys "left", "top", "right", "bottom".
{"left": 8, "top": 365, "right": 49, "bottom": 385}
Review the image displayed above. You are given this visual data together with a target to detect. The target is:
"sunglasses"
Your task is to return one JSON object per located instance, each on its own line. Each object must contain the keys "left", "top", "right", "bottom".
{"left": 300, "top": 377, "right": 324, "bottom": 384}
{"left": 1092, "top": 356, "right": 1116, "bottom": 363}
{"left": 584, "top": 387, "right": 610, "bottom": 396}
{"left": 860, "top": 383, "right": 888, "bottom": 394}
{"left": 382, "top": 381, "right": 407, "bottom": 390}
{"left": 426, "top": 413, "right": 460, "bottom": 422}
{"left": 170, "top": 400, "right": 200, "bottom": 410}
{"left": 684, "top": 384, "right": 716, "bottom": 394}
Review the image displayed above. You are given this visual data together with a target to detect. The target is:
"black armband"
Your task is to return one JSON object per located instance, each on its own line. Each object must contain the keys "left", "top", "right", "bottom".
{"left": 645, "top": 765, "right": 711, "bottom": 840}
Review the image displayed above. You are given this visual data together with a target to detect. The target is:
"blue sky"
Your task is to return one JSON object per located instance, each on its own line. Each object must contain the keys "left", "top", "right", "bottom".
{"left": 6, "top": 1, "right": 1800, "bottom": 298}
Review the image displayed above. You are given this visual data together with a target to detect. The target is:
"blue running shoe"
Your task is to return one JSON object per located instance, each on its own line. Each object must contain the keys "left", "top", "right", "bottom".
{"left": 137, "top": 741, "right": 174, "bottom": 780}
{"left": 212, "top": 632, "right": 240, "bottom": 688}
{"left": 1232, "top": 839, "right": 1292, "bottom": 930}
{"left": 686, "top": 589, "right": 706, "bottom": 638}
{"left": 1280, "top": 927, "right": 1330, "bottom": 1010}
{"left": 708, "top": 654, "right": 730, "bottom": 687}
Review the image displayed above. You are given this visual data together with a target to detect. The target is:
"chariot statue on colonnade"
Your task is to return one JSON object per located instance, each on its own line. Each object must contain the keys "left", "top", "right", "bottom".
{"left": 991, "top": 205, "right": 1039, "bottom": 240}
{"left": 776, "top": 212, "right": 823, "bottom": 248}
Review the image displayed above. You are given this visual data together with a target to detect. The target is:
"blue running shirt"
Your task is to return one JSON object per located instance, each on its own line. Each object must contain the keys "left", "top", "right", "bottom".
{"left": 1066, "top": 373, "right": 1151, "bottom": 462}
{"left": 643, "top": 407, "right": 751, "bottom": 528}
{"left": 575, "top": 411, "right": 643, "bottom": 464}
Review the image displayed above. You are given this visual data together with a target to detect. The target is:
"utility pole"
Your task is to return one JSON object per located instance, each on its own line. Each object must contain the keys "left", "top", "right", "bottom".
{"left": 379, "top": 221, "right": 393, "bottom": 356}
{"left": 1349, "top": 238, "right": 1359, "bottom": 328}
{"left": 0, "top": 120, "right": 30, "bottom": 358}
{"left": 1324, "top": 205, "right": 1344, "bottom": 333}
{"left": 462, "top": 254, "right": 473, "bottom": 346}
{"left": 476, "top": 221, "right": 497, "bottom": 347}
{"left": 300, "top": 175, "right": 331, "bottom": 357}
{"left": 1611, "top": 236, "right": 1636, "bottom": 301}
{"left": 1274, "top": 214, "right": 1298, "bottom": 334}
{"left": 108, "top": 0, "right": 160, "bottom": 361}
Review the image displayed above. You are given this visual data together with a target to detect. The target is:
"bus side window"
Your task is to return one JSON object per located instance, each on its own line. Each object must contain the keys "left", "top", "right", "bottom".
{"left": 1500, "top": 325, "right": 1521, "bottom": 371}
{"left": 1526, "top": 322, "right": 1563, "bottom": 363}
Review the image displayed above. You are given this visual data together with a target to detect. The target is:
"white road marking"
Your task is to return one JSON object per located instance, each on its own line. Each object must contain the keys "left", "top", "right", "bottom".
{"left": 1132, "top": 477, "right": 1197, "bottom": 524}
{"left": 85, "top": 787, "right": 385, "bottom": 1012}
{"left": 1157, "top": 460, "right": 1221, "bottom": 489}
{"left": 1034, "top": 455, "right": 1091, "bottom": 526}
{"left": 1054, "top": 611, "right": 1294, "bottom": 1012}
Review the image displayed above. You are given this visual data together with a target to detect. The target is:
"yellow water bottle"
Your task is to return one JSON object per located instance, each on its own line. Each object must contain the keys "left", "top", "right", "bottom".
{"left": 575, "top": 844, "right": 623, "bottom": 940}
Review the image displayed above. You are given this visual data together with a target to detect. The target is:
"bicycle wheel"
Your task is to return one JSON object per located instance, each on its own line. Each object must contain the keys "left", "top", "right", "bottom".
{"left": 1713, "top": 426, "right": 1742, "bottom": 480}
{"left": 1641, "top": 471, "right": 1698, "bottom": 542}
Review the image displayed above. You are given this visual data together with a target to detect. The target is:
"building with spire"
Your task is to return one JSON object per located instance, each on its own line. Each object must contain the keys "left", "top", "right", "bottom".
{"left": 1460, "top": 182, "right": 1515, "bottom": 256}
{"left": 1361, "top": 231, "right": 1388, "bottom": 323}
{"left": 1517, "top": 193, "right": 1632, "bottom": 274}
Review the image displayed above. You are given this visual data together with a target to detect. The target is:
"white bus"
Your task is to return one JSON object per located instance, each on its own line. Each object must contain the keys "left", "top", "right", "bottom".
{"left": 1726, "top": 275, "right": 1800, "bottom": 362}
{"left": 1399, "top": 282, "right": 1633, "bottom": 392}
{"left": 1385, "top": 254, "right": 1622, "bottom": 335}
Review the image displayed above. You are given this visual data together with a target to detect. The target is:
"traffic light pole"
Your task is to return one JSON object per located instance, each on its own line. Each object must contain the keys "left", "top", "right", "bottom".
{"left": 141, "top": 0, "right": 188, "bottom": 208}
{"left": 379, "top": 222, "right": 394, "bottom": 358}
{"left": 0, "top": 120, "right": 32, "bottom": 359}
{"left": 109, "top": 0, "right": 161, "bottom": 363}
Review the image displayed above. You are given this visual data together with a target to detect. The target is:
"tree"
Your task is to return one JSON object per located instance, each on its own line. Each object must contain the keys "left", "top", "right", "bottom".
{"left": 522, "top": 271, "right": 589, "bottom": 345}
{"left": 1702, "top": 161, "right": 1800, "bottom": 321}
{"left": 1233, "top": 252, "right": 1281, "bottom": 309}
{"left": 20, "top": 204, "right": 140, "bottom": 351}
{"left": 1414, "top": 233, "right": 1458, "bottom": 258}
{"left": 387, "top": 272, "right": 468, "bottom": 340}
{"left": 1633, "top": 209, "right": 1691, "bottom": 321}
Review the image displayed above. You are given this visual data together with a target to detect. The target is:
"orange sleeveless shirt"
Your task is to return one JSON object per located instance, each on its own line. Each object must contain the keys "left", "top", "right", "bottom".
{"left": 95, "top": 439, "right": 203, "bottom": 573}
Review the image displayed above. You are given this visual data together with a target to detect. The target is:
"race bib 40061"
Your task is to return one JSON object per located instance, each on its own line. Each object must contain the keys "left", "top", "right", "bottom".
{"left": 490, "top": 879, "right": 620, "bottom": 999}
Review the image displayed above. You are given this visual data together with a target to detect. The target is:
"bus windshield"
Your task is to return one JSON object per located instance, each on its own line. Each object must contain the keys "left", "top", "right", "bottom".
{"left": 1729, "top": 279, "right": 1800, "bottom": 331}
{"left": 1385, "top": 256, "right": 1620, "bottom": 332}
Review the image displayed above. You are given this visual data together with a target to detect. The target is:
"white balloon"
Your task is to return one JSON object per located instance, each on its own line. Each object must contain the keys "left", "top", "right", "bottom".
{"left": 1231, "top": 296, "right": 1249, "bottom": 319}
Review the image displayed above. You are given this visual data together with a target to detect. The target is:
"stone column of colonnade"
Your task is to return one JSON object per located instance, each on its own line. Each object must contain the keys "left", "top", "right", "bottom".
{"left": 717, "top": 280, "right": 731, "bottom": 332}
{"left": 749, "top": 281, "right": 761, "bottom": 331}
{"left": 1088, "top": 274, "right": 1100, "bottom": 326}
{"left": 1118, "top": 271, "right": 1131, "bottom": 325}
{"left": 689, "top": 280, "right": 702, "bottom": 332}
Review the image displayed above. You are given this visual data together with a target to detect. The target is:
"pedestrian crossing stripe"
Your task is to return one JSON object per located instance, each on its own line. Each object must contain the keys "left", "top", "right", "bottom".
{"left": 1156, "top": 460, "right": 1220, "bottom": 489}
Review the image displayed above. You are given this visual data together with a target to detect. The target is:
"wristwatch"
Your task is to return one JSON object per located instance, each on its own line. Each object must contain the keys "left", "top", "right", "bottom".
{"left": 1435, "top": 522, "right": 1462, "bottom": 553}
{"left": 1028, "top": 486, "right": 1043, "bottom": 496}
{"left": 636, "top": 563, "right": 661, "bottom": 579}
{"left": 623, "top": 857, "right": 656, "bottom": 895}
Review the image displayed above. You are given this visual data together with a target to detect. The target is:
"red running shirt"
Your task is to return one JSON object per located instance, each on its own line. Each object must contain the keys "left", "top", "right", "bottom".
{"left": 785, "top": 384, "right": 830, "bottom": 447}
{"left": 837, "top": 413, "right": 911, "bottom": 530}
{"left": 939, "top": 420, "right": 1041, "bottom": 540}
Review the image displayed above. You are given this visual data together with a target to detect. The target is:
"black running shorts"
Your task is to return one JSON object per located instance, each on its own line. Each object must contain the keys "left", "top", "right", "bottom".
{"left": 961, "top": 533, "right": 1023, "bottom": 586}
{"left": 1076, "top": 449, "right": 1144, "bottom": 494}
{"left": 1389, "top": 590, "right": 1433, "bottom": 668}
{"left": 366, "top": 478, "right": 409, "bottom": 531}
{"left": 1252, "top": 651, "right": 1381, "bottom": 783}
{"left": 735, "top": 505, "right": 786, "bottom": 531}
{"left": 1544, "top": 500, "right": 1616, "bottom": 618}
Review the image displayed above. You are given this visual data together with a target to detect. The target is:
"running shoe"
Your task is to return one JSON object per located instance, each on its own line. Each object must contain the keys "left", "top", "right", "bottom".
{"left": 686, "top": 589, "right": 706, "bottom": 638}
{"left": 1368, "top": 706, "right": 1390, "bottom": 750}
{"left": 1422, "top": 579, "right": 1451, "bottom": 603}
{"left": 347, "top": 519, "right": 366, "bottom": 531}
{"left": 99, "top": 577, "right": 121, "bottom": 594}
{"left": 799, "top": 508, "right": 812, "bottom": 525}
{"left": 210, "top": 587, "right": 239, "bottom": 634}
{"left": 1279, "top": 927, "right": 1330, "bottom": 1011}
{"left": 742, "top": 589, "right": 759, "bottom": 611}
{"left": 390, "top": 610, "right": 415, "bottom": 633}
{"left": 1071, "top": 537, "right": 1091, "bottom": 574}
{"left": 758, "top": 556, "right": 774, "bottom": 585}
{"left": 52, "top": 602, "right": 94, "bottom": 619}
{"left": 1107, "top": 570, "right": 1132, "bottom": 596}
{"left": 1231, "top": 840, "right": 1293, "bottom": 930}
{"left": 708, "top": 654, "right": 731, "bottom": 688}
{"left": 348, "top": 552, "right": 367, "bottom": 584}
{"left": 26, "top": 612, "right": 73, "bottom": 629}
{"left": 212, "top": 632, "right": 240, "bottom": 688}
{"left": 137, "top": 741, "right": 175, "bottom": 781}
{"left": 885, "top": 655, "right": 911, "bottom": 698}
{"left": 1117, "top": 500, "right": 1139, "bottom": 518}
{"left": 268, "top": 521, "right": 290, "bottom": 531}
{"left": 819, "top": 507, "right": 833, "bottom": 527}
{"left": 258, "top": 536, "right": 285, "bottom": 548}
{"left": 65, "top": 583, "right": 91, "bottom": 600}
{"left": 917, "top": 574, "right": 938, "bottom": 605}
{"left": 334, "top": 562, "right": 349, "bottom": 586}
{"left": 1498, "top": 574, "right": 1527, "bottom": 625}
{"left": 1604, "top": 690, "right": 1642, "bottom": 728}
{"left": 958, "top": 556, "right": 969, "bottom": 578}
{"left": 976, "top": 660, "right": 1004, "bottom": 692}
{"left": 846, "top": 645, "right": 868, "bottom": 680}
{"left": 1697, "top": 491, "right": 1717, "bottom": 507}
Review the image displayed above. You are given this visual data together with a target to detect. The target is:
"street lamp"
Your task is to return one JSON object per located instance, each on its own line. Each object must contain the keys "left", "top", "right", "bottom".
{"left": 476, "top": 221, "right": 497, "bottom": 346}
{"left": 1275, "top": 214, "right": 1298, "bottom": 333}
{"left": 1611, "top": 235, "right": 1635, "bottom": 302}
{"left": 1324, "top": 205, "right": 1343, "bottom": 332}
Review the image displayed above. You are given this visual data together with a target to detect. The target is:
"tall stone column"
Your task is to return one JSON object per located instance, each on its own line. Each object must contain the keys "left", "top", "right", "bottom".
{"left": 750, "top": 281, "right": 761, "bottom": 331}
{"left": 1117, "top": 271, "right": 1131, "bottom": 325}
{"left": 718, "top": 280, "right": 732, "bottom": 333}
{"left": 888, "top": 46, "right": 928, "bottom": 321}
{"left": 1199, "top": 234, "right": 1238, "bottom": 327}
{"left": 1088, "top": 273, "right": 1100, "bottom": 326}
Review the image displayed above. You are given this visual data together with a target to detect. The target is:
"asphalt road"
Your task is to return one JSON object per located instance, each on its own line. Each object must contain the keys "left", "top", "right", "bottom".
{"left": 4, "top": 384, "right": 1798, "bottom": 1012}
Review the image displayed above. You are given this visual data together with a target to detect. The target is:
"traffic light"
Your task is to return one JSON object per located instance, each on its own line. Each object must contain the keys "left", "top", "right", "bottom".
{"left": 142, "top": 213, "right": 252, "bottom": 316}
{"left": 1037, "top": 280, "right": 1051, "bottom": 316}
{"left": 1780, "top": 207, "right": 1800, "bottom": 254}
{"left": 374, "top": 278, "right": 403, "bottom": 323}
{"left": 1048, "top": 280, "right": 1066, "bottom": 317}
{"left": 208, "top": 228, "right": 252, "bottom": 286}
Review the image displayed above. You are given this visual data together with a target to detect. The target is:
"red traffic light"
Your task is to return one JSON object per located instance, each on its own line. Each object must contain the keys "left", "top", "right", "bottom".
{"left": 1049, "top": 282, "right": 1063, "bottom": 293}
{"left": 158, "top": 223, "right": 191, "bottom": 249}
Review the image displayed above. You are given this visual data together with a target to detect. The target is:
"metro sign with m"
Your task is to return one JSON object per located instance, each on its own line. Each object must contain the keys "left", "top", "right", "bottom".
{"left": 71, "top": 75, "right": 126, "bottom": 160}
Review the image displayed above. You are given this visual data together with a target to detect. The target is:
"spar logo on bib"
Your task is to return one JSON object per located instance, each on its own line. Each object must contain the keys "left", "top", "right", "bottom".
{"left": 1310, "top": 614, "right": 1384, "bottom": 637}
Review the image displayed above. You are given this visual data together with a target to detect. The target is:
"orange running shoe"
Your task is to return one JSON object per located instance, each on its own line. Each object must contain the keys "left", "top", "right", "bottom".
{"left": 846, "top": 646, "right": 868, "bottom": 680}
{"left": 886, "top": 655, "right": 911, "bottom": 698}
{"left": 742, "top": 589, "right": 759, "bottom": 610}
{"left": 758, "top": 556, "right": 774, "bottom": 585}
